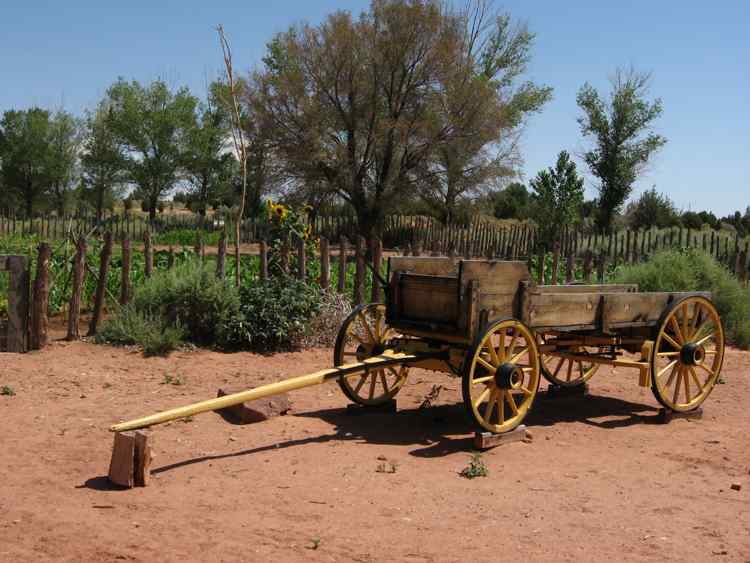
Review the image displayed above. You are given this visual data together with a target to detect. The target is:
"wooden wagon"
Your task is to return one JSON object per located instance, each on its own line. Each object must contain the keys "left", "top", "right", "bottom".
{"left": 112, "top": 258, "right": 725, "bottom": 436}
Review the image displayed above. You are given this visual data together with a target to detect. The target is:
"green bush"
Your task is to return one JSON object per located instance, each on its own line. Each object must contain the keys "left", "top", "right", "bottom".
{"left": 152, "top": 229, "right": 221, "bottom": 247}
{"left": 98, "top": 260, "right": 241, "bottom": 353}
{"left": 97, "top": 306, "right": 186, "bottom": 356}
{"left": 224, "top": 275, "right": 323, "bottom": 352}
{"left": 614, "top": 248, "right": 750, "bottom": 348}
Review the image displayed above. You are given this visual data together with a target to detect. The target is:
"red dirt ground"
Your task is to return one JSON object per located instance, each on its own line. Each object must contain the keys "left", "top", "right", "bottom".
{"left": 1, "top": 331, "right": 749, "bottom": 562}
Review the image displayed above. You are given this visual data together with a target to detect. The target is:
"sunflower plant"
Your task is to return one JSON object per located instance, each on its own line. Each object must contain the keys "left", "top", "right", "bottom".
{"left": 262, "top": 200, "right": 317, "bottom": 277}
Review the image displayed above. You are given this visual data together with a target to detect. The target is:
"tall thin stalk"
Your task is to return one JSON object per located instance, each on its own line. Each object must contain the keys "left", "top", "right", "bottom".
{"left": 217, "top": 25, "right": 248, "bottom": 287}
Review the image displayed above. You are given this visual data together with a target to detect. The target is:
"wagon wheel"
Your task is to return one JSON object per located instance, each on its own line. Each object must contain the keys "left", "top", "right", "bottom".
{"left": 462, "top": 318, "right": 541, "bottom": 433}
{"left": 333, "top": 303, "right": 409, "bottom": 406}
{"left": 650, "top": 296, "right": 725, "bottom": 412}
{"left": 538, "top": 332, "right": 600, "bottom": 387}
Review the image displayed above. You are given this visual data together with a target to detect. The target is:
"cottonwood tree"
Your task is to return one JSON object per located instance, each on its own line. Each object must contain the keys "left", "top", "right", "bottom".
{"left": 577, "top": 67, "right": 667, "bottom": 233}
{"left": 625, "top": 187, "right": 679, "bottom": 229}
{"left": 0, "top": 108, "right": 53, "bottom": 216}
{"left": 105, "top": 79, "right": 198, "bottom": 221}
{"left": 529, "top": 151, "right": 584, "bottom": 249}
{"left": 46, "top": 110, "right": 82, "bottom": 215}
{"left": 80, "top": 102, "right": 127, "bottom": 221}
{"left": 182, "top": 88, "right": 235, "bottom": 224}
{"left": 415, "top": 3, "right": 552, "bottom": 223}
{"left": 254, "top": 0, "right": 527, "bottom": 238}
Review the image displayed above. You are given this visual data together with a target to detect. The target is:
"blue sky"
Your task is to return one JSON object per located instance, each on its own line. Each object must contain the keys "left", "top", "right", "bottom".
{"left": 1, "top": 0, "right": 747, "bottom": 215}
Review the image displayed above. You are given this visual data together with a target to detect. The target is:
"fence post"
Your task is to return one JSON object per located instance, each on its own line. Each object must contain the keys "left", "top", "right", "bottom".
{"left": 338, "top": 237, "right": 348, "bottom": 293}
{"left": 371, "top": 237, "right": 383, "bottom": 303}
{"left": 297, "top": 237, "right": 307, "bottom": 280}
{"left": 565, "top": 252, "right": 575, "bottom": 284}
{"left": 66, "top": 237, "right": 87, "bottom": 341}
{"left": 280, "top": 233, "right": 290, "bottom": 275}
{"left": 550, "top": 243, "right": 560, "bottom": 285}
{"left": 216, "top": 231, "right": 227, "bottom": 279}
{"left": 88, "top": 232, "right": 113, "bottom": 337}
{"left": 30, "top": 243, "right": 51, "bottom": 349}
{"left": 144, "top": 231, "right": 153, "bottom": 278}
{"left": 596, "top": 252, "right": 607, "bottom": 283}
{"left": 355, "top": 236, "right": 365, "bottom": 305}
{"left": 120, "top": 236, "right": 131, "bottom": 305}
{"left": 583, "top": 251, "right": 593, "bottom": 284}
{"left": 537, "top": 247, "right": 546, "bottom": 285}
{"left": 167, "top": 246, "right": 175, "bottom": 269}
{"left": 259, "top": 239, "right": 268, "bottom": 281}
{"left": 320, "top": 236, "right": 330, "bottom": 290}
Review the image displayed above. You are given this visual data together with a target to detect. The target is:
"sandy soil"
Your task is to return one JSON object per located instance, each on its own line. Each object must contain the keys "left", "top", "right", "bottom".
{"left": 1, "top": 331, "right": 749, "bottom": 562}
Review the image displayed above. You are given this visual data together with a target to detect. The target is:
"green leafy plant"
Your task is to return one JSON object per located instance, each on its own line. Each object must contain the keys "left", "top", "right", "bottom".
{"left": 97, "top": 306, "right": 186, "bottom": 356}
{"left": 162, "top": 373, "right": 186, "bottom": 386}
{"left": 615, "top": 248, "right": 750, "bottom": 348}
{"left": 459, "top": 452, "right": 488, "bottom": 479}
{"left": 1, "top": 385, "right": 16, "bottom": 396}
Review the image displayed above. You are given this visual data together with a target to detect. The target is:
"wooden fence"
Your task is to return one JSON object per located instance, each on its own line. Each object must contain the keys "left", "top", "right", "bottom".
{"left": 10, "top": 219, "right": 747, "bottom": 354}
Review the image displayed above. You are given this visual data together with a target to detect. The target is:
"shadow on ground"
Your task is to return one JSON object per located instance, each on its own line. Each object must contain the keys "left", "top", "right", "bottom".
{"left": 146, "top": 389, "right": 662, "bottom": 476}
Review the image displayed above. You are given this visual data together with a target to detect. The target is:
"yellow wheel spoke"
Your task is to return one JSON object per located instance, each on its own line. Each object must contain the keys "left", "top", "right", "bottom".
{"left": 509, "top": 347, "right": 528, "bottom": 364}
{"left": 688, "top": 366, "right": 703, "bottom": 394}
{"left": 696, "top": 362, "right": 715, "bottom": 376}
{"left": 689, "top": 304, "right": 704, "bottom": 340}
{"left": 681, "top": 305, "right": 690, "bottom": 341}
{"left": 506, "top": 332, "right": 519, "bottom": 362}
{"left": 368, "top": 373, "right": 377, "bottom": 400}
{"left": 486, "top": 339, "right": 499, "bottom": 365}
{"left": 566, "top": 360, "right": 573, "bottom": 382}
{"left": 473, "top": 375, "right": 494, "bottom": 385}
{"left": 484, "top": 390, "right": 497, "bottom": 423}
{"left": 658, "top": 359, "right": 678, "bottom": 379}
{"left": 662, "top": 333, "right": 681, "bottom": 350}
{"left": 669, "top": 316, "right": 685, "bottom": 345}
{"left": 499, "top": 392, "right": 505, "bottom": 423}
{"left": 477, "top": 355, "right": 496, "bottom": 372}
{"left": 505, "top": 390, "right": 518, "bottom": 416}
{"left": 522, "top": 367, "right": 534, "bottom": 373}
{"left": 683, "top": 369, "right": 691, "bottom": 403}
{"left": 672, "top": 367, "right": 683, "bottom": 404}
{"left": 552, "top": 357, "right": 564, "bottom": 377}
{"left": 520, "top": 386, "right": 532, "bottom": 395}
{"left": 473, "top": 386, "right": 491, "bottom": 409}
{"left": 665, "top": 363, "right": 679, "bottom": 387}
{"left": 354, "top": 374, "right": 368, "bottom": 394}
{"left": 358, "top": 312, "right": 377, "bottom": 343}
{"left": 694, "top": 333, "right": 715, "bottom": 347}
{"left": 379, "top": 370, "right": 389, "bottom": 393}
{"left": 497, "top": 329, "right": 507, "bottom": 361}
{"left": 657, "top": 351, "right": 680, "bottom": 357}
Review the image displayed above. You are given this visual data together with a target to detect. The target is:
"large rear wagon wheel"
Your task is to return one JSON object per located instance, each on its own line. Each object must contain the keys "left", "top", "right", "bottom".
{"left": 462, "top": 318, "right": 540, "bottom": 434}
{"left": 333, "top": 303, "right": 409, "bottom": 406}
{"left": 650, "top": 296, "right": 725, "bottom": 412}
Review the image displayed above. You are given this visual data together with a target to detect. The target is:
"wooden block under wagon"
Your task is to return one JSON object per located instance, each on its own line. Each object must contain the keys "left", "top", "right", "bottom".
{"left": 108, "top": 430, "right": 153, "bottom": 488}
{"left": 474, "top": 425, "right": 532, "bottom": 450}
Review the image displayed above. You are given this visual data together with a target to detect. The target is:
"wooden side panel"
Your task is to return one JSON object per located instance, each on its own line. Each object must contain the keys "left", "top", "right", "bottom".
{"left": 603, "top": 291, "right": 710, "bottom": 329}
{"left": 536, "top": 284, "right": 638, "bottom": 294}
{"left": 460, "top": 260, "right": 532, "bottom": 320}
{"left": 389, "top": 256, "right": 459, "bottom": 278}
{"left": 396, "top": 274, "right": 459, "bottom": 325}
{"left": 526, "top": 292, "right": 601, "bottom": 329}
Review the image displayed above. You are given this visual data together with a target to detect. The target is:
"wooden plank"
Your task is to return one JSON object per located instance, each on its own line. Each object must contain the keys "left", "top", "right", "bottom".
{"left": 388, "top": 256, "right": 459, "bottom": 278}
{"left": 536, "top": 284, "right": 637, "bottom": 294}
{"left": 394, "top": 274, "right": 459, "bottom": 325}
{"left": 474, "top": 425, "right": 531, "bottom": 450}
{"left": 108, "top": 432, "right": 135, "bottom": 488}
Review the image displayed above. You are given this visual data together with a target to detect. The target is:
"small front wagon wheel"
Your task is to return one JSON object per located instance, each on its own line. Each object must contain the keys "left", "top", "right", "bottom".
{"left": 334, "top": 303, "right": 409, "bottom": 406}
{"left": 650, "top": 296, "right": 725, "bottom": 412}
{"left": 462, "top": 318, "right": 541, "bottom": 433}
{"left": 538, "top": 332, "right": 599, "bottom": 387}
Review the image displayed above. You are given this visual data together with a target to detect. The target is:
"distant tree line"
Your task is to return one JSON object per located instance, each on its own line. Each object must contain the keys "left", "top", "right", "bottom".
{"left": 0, "top": 0, "right": 746, "bottom": 243}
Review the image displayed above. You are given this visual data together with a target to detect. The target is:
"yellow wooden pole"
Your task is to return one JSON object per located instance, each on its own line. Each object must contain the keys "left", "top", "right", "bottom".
{"left": 110, "top": 352, "right": 419, "bottom": 433}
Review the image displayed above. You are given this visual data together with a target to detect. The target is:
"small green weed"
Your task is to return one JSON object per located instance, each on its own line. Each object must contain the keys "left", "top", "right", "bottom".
{"left": 307, "top": 537, "right": 321, "bottom": 550}
{"left": 1, "top": 385, "right": 16, "bottom": 396}
{"left": 162, "top": 373, "right": 186, "bottom": 386}
{"left": 459, "top": 452, "right": 488, "bottom": 479}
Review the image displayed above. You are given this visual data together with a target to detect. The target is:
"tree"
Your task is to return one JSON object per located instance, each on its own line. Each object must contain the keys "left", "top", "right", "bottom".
{"left": 46, "top": 110, "right": 82, "bottom": 215}
{"left": 529, "top": 151, "right": 584, "bottom": 249}
{"left": 625, "top": 187, "right": 679, "bottom": 229}
{"left": 0, "top": 108, "right": 53, "bottom": 216}
{"left": 182, "top": 91, "right": 235, "bottom": 222}
{"left": 415, "top": 4, "right": 552, "bottom": 223}
{"left": 80, "top": 102, "right": 126, "bottom": 221}
{"left": 489, "top": 181, "right": 529, "bottom": 220}
{"left": 577, "top": 67, "right": 667, "bottom": 233}
{"left": 105, "top": 79, "right": 198, "bottom": 221}
{"left": 253, "top": 0, "right": 536, "bottom": 238}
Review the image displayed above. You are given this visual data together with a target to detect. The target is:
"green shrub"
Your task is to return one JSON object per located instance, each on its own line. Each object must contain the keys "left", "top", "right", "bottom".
{"left": 97, "top": 260, "right": 240, "bottom": 353}
{"left": 97, "top": 306, "right": 186, "bottom": 356}
{"left": 614, "top": 248, "right": 750, "bottom": 348}
{"left": 152, "top": 229, "right": 221, "bottom": 247}
{"left": 224, "top": 275, "right": 323, "bottom": 352}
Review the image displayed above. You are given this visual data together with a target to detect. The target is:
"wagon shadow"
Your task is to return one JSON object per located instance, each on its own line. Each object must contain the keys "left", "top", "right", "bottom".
{"left": 527, "top": 390, "right": 661, "bottom": 429}
{"left": 150, "top": 392, "right": 662, "bottom": 476}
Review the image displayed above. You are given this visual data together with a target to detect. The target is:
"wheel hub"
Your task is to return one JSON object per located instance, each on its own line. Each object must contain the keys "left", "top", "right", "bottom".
{"left": 680, "top": 342, "right": 705, "bottom": 366}
{"left": 495, "top": 362, "right": 523, "bottom": 390}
